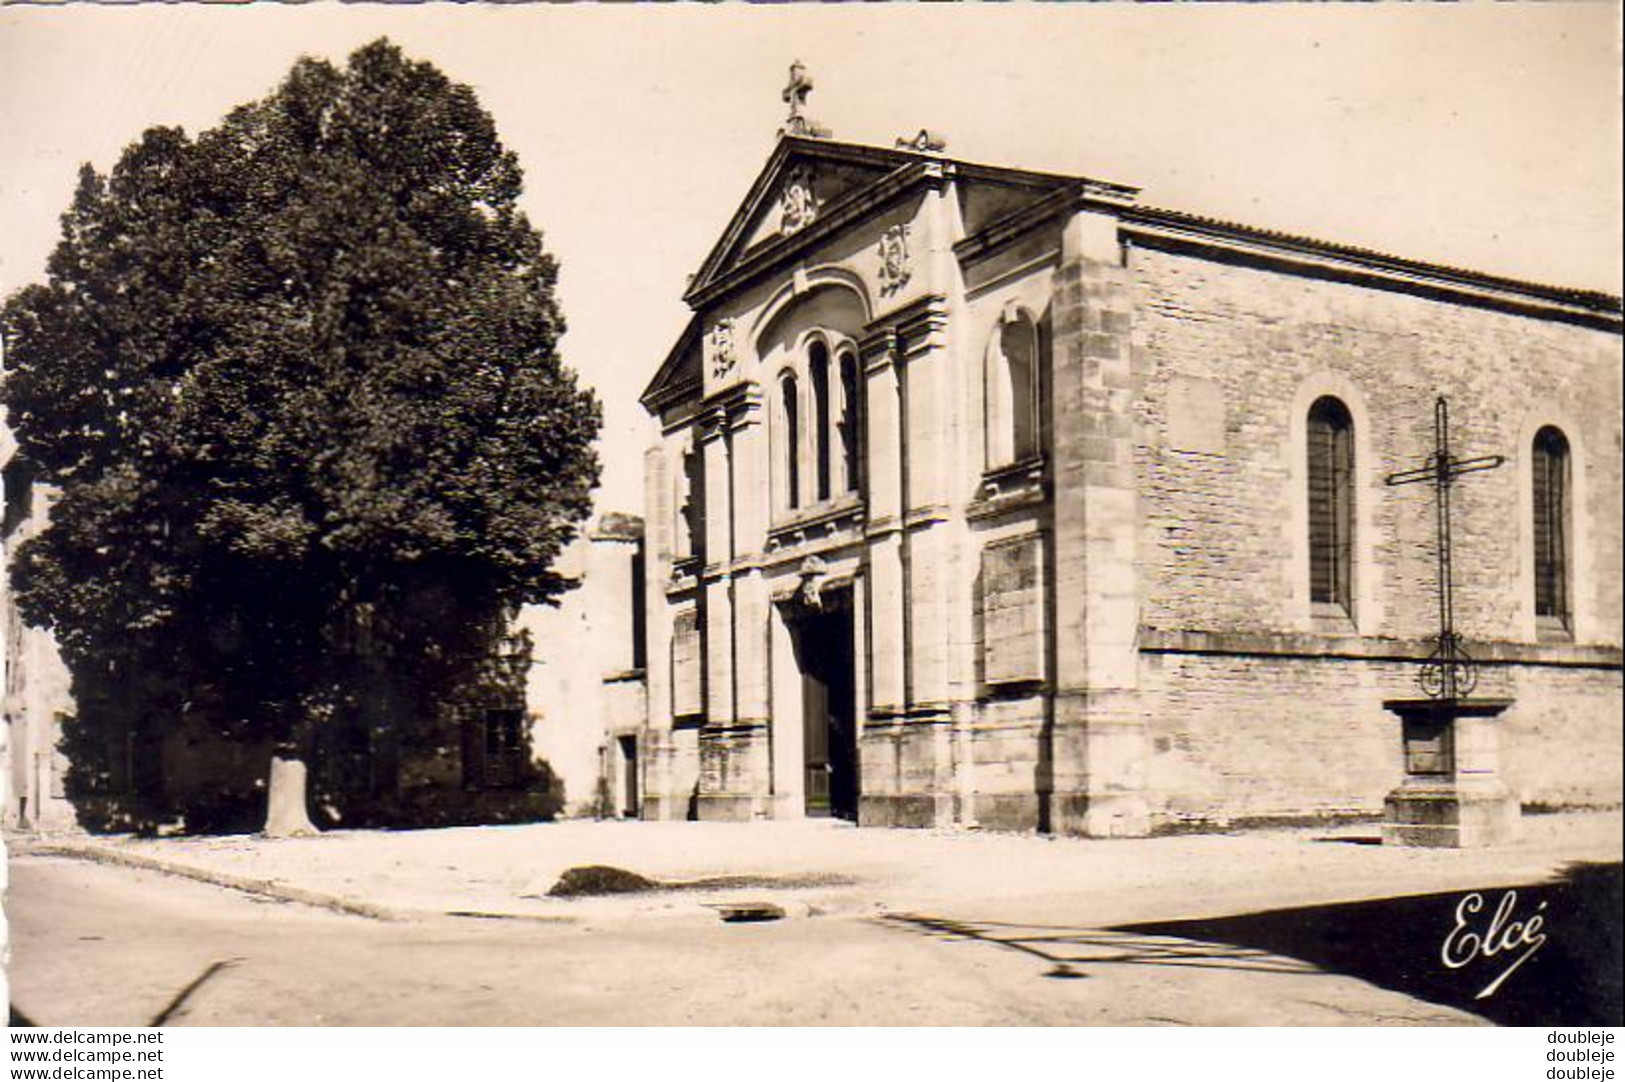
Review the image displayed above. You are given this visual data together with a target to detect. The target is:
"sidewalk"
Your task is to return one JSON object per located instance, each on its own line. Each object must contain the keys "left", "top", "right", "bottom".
{"left": 11, "top": 809, "right": 1620, "bottom": 927}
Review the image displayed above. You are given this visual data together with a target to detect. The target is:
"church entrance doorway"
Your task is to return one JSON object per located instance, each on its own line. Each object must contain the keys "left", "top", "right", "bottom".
{"left": 788, "top": 589, "right": 859, "bottom": 820}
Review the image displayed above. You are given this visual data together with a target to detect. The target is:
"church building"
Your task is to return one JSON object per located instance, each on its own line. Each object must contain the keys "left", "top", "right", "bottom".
{"left": 634, "top": 70, "right": 1623, "bottom": 835}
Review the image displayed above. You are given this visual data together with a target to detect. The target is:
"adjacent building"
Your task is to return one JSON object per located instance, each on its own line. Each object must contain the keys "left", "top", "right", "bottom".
{"left": 520, "top": 512, "right": 648, "bottom": 820}
{"left": 3, "top": 421, "right": 75, "bottom": 830}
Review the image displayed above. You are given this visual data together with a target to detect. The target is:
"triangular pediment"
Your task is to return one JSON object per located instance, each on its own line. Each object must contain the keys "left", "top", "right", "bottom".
{"left": 734, "top": 154, "right": 895, "bottom": 254}
{"left": 684, "top": 136, "right": 1131, "bottom": 309}
{"left": 684, "top": 137, "right": 920, "bottom": 305}
{"left": 639, "top": 315, "right": 702, "bottom": 412}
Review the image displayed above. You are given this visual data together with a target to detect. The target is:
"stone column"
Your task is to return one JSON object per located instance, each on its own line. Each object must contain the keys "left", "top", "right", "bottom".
{"left": 1049, "top": 208, "right": 1150, "bottom": 837}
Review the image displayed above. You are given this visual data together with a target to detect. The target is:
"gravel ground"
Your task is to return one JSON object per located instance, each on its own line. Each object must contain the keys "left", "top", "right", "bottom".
{"left": 12, "top": 809, "right": 1619, "bottom": 926}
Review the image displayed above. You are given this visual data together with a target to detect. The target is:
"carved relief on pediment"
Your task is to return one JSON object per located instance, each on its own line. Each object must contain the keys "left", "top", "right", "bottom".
{"left": 779, "top": 166, "right": 819, "bottom": 236}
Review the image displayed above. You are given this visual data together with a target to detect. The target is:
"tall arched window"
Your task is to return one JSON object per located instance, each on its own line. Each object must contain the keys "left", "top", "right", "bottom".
{"left": 838, "top": 349, "right": 862, "bottom": 495}
{"left": 986, "top": 313, "right": 1040, "bottom": 468}
{"left": 1532, "top": 426, "right": 1571, "bottom": 627}
{"left": 810, "top": 340, "right": 832, "bottom": 502}
{"left": 1306, "top": 396, "right": 1354, "bottom": 613}
{"left": 780, "top": 373, "right": 801, "bottom": 511}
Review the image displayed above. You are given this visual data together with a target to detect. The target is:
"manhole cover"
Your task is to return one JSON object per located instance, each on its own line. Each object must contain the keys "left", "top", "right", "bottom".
{"left": 711, "top": 901, "right": 786, "bottom": 923}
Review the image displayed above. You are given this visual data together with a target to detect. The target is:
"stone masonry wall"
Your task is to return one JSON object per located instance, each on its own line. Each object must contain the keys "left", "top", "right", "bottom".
{"left": 1132, "top": 246, "right": 1622, "bottom": 645}
{"left": 1129, "top": 244, "right": 1622, "bottom": 826}
{"left": 1141, "top": 650, "right": 1621, "bottom": 828}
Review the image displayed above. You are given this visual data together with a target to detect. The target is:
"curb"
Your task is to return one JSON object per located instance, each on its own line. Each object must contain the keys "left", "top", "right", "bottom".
{"left": 12, "top": 843, "right": 869, "bottom": 925}
{"left": 20, "top": 842, "right": 408, "bottom": 922}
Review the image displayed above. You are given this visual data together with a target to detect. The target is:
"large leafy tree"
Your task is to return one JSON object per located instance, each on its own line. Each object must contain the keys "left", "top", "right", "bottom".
{"left": 2, "top": 40, "right": 599, "bottom": 834}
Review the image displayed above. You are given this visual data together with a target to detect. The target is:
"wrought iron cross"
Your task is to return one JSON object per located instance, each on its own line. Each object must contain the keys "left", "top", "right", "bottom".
{"left": 1385, "top": 396, "right": 1505, "bottom": 700}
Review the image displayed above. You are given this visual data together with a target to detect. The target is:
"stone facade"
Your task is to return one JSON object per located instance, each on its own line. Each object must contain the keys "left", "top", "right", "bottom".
{"left": 520, "top": 513, "right": 649, "bottom": 819}
{"left": 636, "top": 132, "right": 1623, "bottom": 836}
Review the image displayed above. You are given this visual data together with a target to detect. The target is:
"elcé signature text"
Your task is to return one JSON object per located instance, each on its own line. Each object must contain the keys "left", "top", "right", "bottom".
{"left": 1440, "top": 889, "right": 1547, "bottom": 1000}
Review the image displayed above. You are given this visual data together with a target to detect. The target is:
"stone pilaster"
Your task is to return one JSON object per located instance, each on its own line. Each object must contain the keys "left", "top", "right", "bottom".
{"left": 1049, "top": 209, "right": 1150, "bottom": 837}
{"left": 728, "top": 392, "right": 774, "bottom": 819}
{"left": 728, "top": 391, "right": 771, "bottom": 733}
{"left": 694, "top": 406, "right": 751, "bottom": 820}
{"left": 857, "top": 298, "right": 958, "bottom": 828}
{"left": 861, "top": 327, "right": 907, "bottom": 718}
{"left": 767, "top": 600, "right": 803, "bottom": 819}
{"left": 900, "top": 298, "right": 953, "bottom": 713}
{"left": 699, "top": 408, "right": 735, "bottom": 727}
{"left": 638, "top": 443, "right": 681, "bottom": 819}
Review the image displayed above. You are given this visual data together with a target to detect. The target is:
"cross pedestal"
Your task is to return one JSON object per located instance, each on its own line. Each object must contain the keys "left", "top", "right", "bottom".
{"left": 1381, "top": 698, "right": 1519, "bottom": 848}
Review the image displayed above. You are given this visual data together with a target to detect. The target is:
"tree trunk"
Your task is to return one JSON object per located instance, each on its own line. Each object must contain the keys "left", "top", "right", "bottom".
{"left": 263, "top": 754, "right": 318, "bottom": 837}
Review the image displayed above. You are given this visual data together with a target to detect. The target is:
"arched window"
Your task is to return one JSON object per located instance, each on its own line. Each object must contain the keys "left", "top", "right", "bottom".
{"left": 839, "top": 349, "right": 862, "bottom": 495}
{"left": 1306, "top": 396, "right": 1354, "bottom": 613}
{"left": 810, "top": 340, "right": 832, "bottom": 502}
{"left": 780, "top": 373, "right": 801, "bottom": 511}
{"left": 1532, "top": 426, "right": 1571, "bottom": 626}
{"left": 986, "top": 312, "right": 1040, "bottom": 468}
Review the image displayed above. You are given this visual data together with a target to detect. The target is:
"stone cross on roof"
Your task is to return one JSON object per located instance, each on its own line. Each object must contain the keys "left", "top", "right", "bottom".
{"left": 780, "top": 60, "right": 830, "bottom": 139}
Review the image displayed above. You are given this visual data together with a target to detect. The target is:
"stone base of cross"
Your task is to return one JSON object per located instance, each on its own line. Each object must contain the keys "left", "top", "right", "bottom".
{"left": 1381, "top": 697, "right": 1520, "bottom": 847}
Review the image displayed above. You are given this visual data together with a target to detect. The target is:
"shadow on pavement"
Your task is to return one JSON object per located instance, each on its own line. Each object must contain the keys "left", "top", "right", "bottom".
{"left": 883, "top": 914, "right": 1324, "bottom": 983}
{"left": 1118, "top": 860, "right": 1622, "bottom": 1027}
{"left": 885, "top": 862, "right": 1620, "bottom": 1026}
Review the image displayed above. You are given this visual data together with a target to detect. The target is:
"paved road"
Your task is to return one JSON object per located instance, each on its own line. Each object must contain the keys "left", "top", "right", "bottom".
{"left": 7, "top": 856, "right": 1480, "bottom": 1026}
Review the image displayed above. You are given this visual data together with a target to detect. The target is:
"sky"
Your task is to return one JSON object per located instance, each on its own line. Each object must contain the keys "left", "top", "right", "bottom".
{"left": 1, "top": 4, "right": 1619, "bottom": 514}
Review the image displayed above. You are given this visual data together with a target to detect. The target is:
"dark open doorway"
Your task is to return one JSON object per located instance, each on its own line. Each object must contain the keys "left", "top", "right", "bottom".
{"left": 617, "top": 734, "right": 639, "bottom": 819}
{"left": 789, "top": 591, "right": 859, "bottom": 820}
